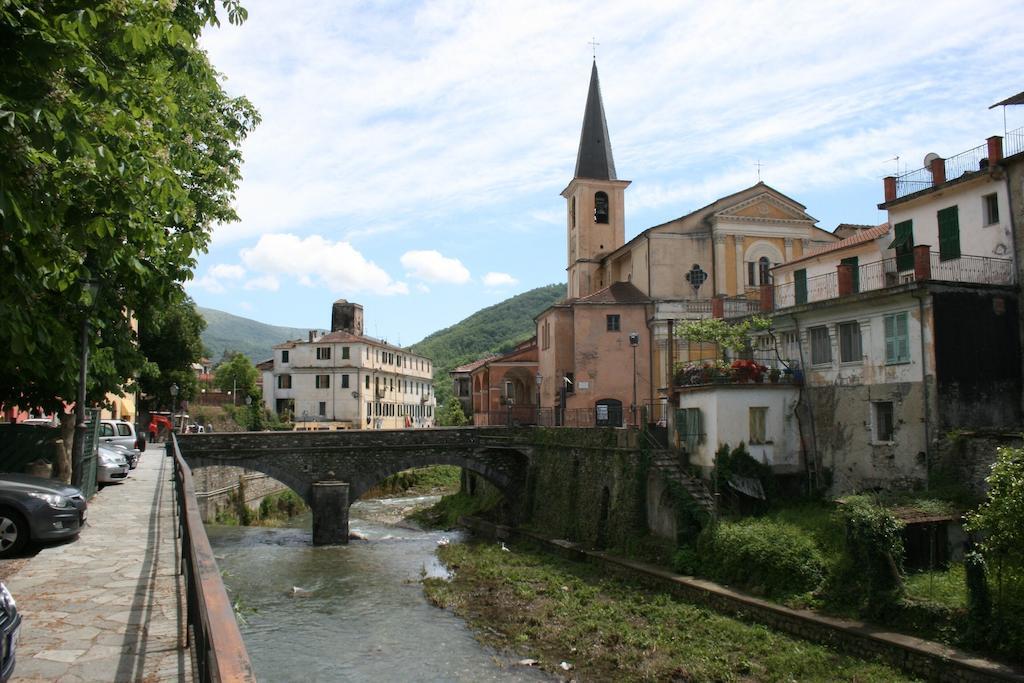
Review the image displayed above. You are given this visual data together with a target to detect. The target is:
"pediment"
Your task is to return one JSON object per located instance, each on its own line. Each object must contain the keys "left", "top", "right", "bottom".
{"left": 714, "top": 192, "right": 816, "bottom": 224}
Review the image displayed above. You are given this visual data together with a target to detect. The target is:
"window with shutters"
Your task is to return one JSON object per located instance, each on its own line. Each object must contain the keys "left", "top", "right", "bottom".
{"left": 315, "top": 374, "right": 330, "bottom": 389}
{"left": 316, "top": 347, "right": 331, "bottom": 360}
{"left": 606, "top": 314, "right": 620, "bottom": 331}
{"left": 281, "top": 350, "right": 289, "bottom": 363}
{"left": 749, "top": 407, "right": 768, "bottom": 444}
{"left": 341, "top": 375, "right": 349, "bottom": 388}
{"left": 884, "top": 312, "right": 910, "bottom": 364}
{"left": 809, "top": 326, "right": 831, "bottom": 365}
{"left": 277, "top": 374, "right": 291, "bottom": 389}
{"left": 342, "top": 346, "right": 350, "bottom": 359}
{"left": 937, "top": 206, "right": 960, "bottom": 261}
{"left": 318, "top": 401, "right": 326, "bottom": 417}
{"left": 794, "top": 269, "right": 808, "bottom": 304}
{"left": 675, "top": 407, "right": 704, "bottom": 454}
{"left": 838, "top": 321, "right": 862, "bottom": 363}
{"left": 983, "top": 193, "right": 999, "bottom": 225}
{"left": 892, "top": 220, "right": 914, "bottom": 271}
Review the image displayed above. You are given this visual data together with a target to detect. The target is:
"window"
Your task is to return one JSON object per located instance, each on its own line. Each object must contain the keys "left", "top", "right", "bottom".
{"left": 281, "top": 350, "right": 289, "bottom": 363}
{"left": 840, "top": 256, "right": 860, "bottom": 293}
{"left": 747, "top": 261, "right": 756, "bottom": 287}
{"left": 100, "top": 423, "right": 115, "bottom": 437}
{"left": 564, "top": 372, "right": 575, "bottom": 395}
{"left": 794, "top": 269, "right": 807, "bottom": 305}
{"left": 759, "top": 257, "right": 771, "bottom": 285}
{"left": 277, "top": 374, "right": 292, "bottom": 389}
{"left": 606, "top": 314, "right": 620, "bottom": 331}
{"left": 342, "top": 346, "right": 350, "bottom": 360}
{"left": 809, "top": 326, "right": 831, "bottom": 365}
{"left": 873, "top": 401, "right": 894, "bottom": 442}
{"left": 983, "top": 193, "right": 1000, "bottom": 225}
{"left": 341, "top": 375, "right": 350, "bottom": 389}
{"left": 838, "top": 321, "right": 862, "bottom": 363}
{"left": 542, "top": 320, "right": 551, "bottom": 349}
{"left": 937, "top": 205, "right": 960, "bottom": 261}
{"left": 318, "top": 402, "right": 326, "bottom": 417}
{"left": 365, "top": 375, "right": 370, "bottom": 389}
{"left": 316, "top": 347, "right": 331, "bottom": 360}
{"left": 884, "top": 312, "right": 910, "bottom": 364}
{"left": 594, "top": 191, "right": 609, "bottom": 223}
{"left": 676, "top": 407, "right": 703, "bottom": 454}
{"left": 749, "top": 407, "right": 768, "bottom": 445}
{"left": 891, "top": 220, "right": 914, "bottom": 271}
{"left": 570, "top": 195, "right": 576, "bottom": 228}
{"left": 116, "top": 423, "right": 132, "bottom": 436}
{"left": 315, "top": 374, "right": 330, "bottom": 389}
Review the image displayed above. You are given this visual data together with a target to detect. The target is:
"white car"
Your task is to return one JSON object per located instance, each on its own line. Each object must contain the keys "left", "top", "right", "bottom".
{"left": 99, "top": 420, "right": 145, "bottom": 453}
{"left": 97, "top": 446, "right": 130, "bottom": 484}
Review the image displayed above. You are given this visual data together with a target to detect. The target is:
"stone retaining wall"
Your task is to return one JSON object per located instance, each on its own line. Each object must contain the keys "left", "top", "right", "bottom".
{"left": 192, "top": 465, "right": 290, "bottom": 522}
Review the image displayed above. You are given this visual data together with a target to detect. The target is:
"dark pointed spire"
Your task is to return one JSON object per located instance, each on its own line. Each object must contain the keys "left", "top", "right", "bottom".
{"left": 574, "top": 60, "right": 617, "bottom": 181}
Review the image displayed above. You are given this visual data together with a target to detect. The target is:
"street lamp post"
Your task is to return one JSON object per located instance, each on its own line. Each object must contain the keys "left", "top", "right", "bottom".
{"left": 535, "top": 371, "right": 542, "bottom": 426}
{"left": 71, "top": 279, "right": 99, "bottom": 488}
{"left": 629, "top": 332, "right": 640, "bottom": 429}
{"left": 169, "top": 383, "right": 179, "bottom": 435}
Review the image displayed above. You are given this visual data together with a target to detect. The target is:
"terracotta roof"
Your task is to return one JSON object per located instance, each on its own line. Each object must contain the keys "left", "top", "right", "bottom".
{"left": 255, "top": 358, "right": 274, "bottom": 371}
{"left": 451, "top": 356, "right": 498, "bottom": 374}
{"left": 576, "top": 281, "right": 651, "bottom": 304}
{"left": 777, "top": 223, "right": 890, "bottom": 268}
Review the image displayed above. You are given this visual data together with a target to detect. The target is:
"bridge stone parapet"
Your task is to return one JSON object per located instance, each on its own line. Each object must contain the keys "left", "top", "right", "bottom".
{"left": 176, "top": 428, "right": 530, "bottom": 544}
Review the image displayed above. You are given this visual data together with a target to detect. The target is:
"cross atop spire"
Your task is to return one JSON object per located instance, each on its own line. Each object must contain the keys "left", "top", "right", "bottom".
{"left": 588, "top": 36, "right": 600, "bottom": 60}
{"left": 574, "top": 61, "right": 617, "bottom": 181}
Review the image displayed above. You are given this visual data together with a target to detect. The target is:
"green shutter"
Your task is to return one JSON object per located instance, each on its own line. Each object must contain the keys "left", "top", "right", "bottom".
{"left": 938, "top": 206, "right": 960, "bottom": 261}
{"left": 841, "top": 256, "right": 860, "bottom": 293}
{"left": 885, "top": 313, "right": 910, "bottom": 364}
{"left": 894, "top": 220, "right": 914, "bottom": 271}
{"left": 794, "top": 269, "right": 807, "bottom": 304}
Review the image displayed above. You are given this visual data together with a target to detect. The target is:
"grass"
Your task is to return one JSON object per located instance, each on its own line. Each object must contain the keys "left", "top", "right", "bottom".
{"left": 410, "top": 488, "right": 504, "bottom": 529}
{"left": 360, "top": 465, "right": 461, "bottom": 499}
{"left": 905, "top": 565, "right": 967, "bottom": 609}
{"left": 424, "top": 540, "right": 917, "bottom": 682}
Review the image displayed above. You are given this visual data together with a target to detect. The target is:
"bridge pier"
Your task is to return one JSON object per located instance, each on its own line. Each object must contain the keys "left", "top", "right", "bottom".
{"left": 311, "top": 481, "right": 350, "bottom": 545}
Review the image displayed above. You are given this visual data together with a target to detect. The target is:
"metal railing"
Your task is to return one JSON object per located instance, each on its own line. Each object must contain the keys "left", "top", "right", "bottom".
{"left": 169, "top": 434, "right": 256, "bottom": 682}
{"left": 894, "top": 140, "right": 993, "bottom": 200}
{"left": 1006, "top": 126, "right": 1024, "bottom": 159}
{"left": 773, "top": 252, "right": 1013, "bottom": 311}
{"left": 894, "top": 166, "right": 934, "bottom": 199}
{"left": 930, "top": 252, "right": 1014, "bottom": 285}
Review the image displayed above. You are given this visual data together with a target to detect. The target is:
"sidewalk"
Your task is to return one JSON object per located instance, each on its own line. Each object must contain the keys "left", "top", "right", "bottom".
{"left": 7, "top": 448, "right": 191, "bottom": 682}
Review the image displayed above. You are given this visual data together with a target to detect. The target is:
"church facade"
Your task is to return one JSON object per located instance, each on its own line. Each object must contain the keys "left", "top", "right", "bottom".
{"left": 536, "top": 61, "right": 838, "bottom": 426}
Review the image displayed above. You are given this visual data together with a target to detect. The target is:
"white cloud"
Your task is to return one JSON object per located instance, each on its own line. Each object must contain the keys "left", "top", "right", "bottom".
{"left": 188, "top": 263, "right": 247, "bottom": 293}
{"left": 415, "top": 283, "right": 431, "bottom": 294}
{"left": 483, "top": 272, "right": 518, "bottom": 288}
{"left": 400, "top": 250, "right": 471, "bottom": 284}
{"left": 244, "top": 275, "right": 280, "bottom": 291}
{"left": 240, "top": 233, "right": 408, "bottom": 295}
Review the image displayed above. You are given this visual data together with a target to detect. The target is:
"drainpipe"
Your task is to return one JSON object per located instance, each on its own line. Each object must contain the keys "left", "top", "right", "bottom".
{"left": 913, "top": 291, "right": 932, "bottom": 490}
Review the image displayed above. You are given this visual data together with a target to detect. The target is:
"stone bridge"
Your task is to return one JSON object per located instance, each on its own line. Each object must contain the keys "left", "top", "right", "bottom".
{"left": 175, "top": 428, "right": 531, "bottom": 544}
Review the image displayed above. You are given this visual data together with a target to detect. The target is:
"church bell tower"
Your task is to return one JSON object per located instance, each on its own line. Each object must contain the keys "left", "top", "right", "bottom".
{"left": 563, "top": 60, "right": 630, "bottom": 299}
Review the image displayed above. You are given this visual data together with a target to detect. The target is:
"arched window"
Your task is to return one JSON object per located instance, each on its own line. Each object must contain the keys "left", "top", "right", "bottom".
{"left": 594, "top": 191, "right": 609, "bottom": 224}
{"left": 758, "top": 256, "right": 771, "bottom": 285}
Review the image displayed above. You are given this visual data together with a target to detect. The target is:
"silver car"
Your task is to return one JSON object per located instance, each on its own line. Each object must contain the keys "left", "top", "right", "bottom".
{"left": 97, "top": 447, "right": 130, "bottom": 484}
{"left": 0, "top": 474, "right": 87, "bottom": 558}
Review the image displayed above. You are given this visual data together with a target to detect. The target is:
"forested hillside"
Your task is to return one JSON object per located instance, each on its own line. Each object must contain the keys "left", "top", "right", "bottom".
{"left": 197, "top": 306, "right": 310, "bottom": 363}
{"left": 410, "top": 283, "right": 564, "bottom": 404}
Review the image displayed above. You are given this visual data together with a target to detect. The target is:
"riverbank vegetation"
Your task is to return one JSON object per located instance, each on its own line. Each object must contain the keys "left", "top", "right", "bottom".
{"left": 361, "top": 465, "right": 461, "bottom": 499}
{"left": 423, "top": 540, "right": 914, "bottom": 682}
{"left": 215, "top": 487, "right": 308, "bottom": 527}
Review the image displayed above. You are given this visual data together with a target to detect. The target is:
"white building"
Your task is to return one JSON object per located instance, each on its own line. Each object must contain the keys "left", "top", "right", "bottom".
{"left": 262, "top": 300, "right": 436, "bottom": 430}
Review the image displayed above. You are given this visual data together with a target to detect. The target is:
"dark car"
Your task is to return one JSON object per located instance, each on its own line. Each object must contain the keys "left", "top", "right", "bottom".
{"left": 0, "top": 474, "right": 87, "bottom": 558}
{"left": 0, "top": 582, "right": 20, "bottom": 681}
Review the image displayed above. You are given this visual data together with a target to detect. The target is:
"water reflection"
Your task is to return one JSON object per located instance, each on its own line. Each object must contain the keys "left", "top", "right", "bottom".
{"left": 207, "top": 495, "right": 551, "bottom": 682}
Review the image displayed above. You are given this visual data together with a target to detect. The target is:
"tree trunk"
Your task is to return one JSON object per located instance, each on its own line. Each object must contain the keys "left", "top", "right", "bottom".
{"left": 55, "top": 412, "right": 75, "bottom": 484}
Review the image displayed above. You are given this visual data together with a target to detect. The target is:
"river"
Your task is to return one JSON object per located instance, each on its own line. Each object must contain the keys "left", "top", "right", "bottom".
{"left": 206, "top": 494, "right": 552, "bottom": 682}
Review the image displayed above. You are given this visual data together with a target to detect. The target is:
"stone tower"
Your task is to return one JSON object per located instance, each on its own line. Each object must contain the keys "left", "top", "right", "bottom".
{"left": 331, "top": 300, "right": 364, "bottom": 335}
{"left": 562, "top": 60, "right": 631, "bottom": 299}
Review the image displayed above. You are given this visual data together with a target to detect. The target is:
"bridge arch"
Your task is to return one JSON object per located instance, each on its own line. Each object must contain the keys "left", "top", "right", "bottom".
{"left": 184, "top": 457, "right": 316, "bottom": 509}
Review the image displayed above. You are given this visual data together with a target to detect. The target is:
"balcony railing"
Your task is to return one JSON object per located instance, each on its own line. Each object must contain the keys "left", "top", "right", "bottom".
{"left": 773, "top": 252, "right": 1013, "bottom": 310}
{"left": 894, "top": 141, "right": 993, "bottom": 200}
{"left": 1006, "top": 126, "right": 1024, "bottom": 159}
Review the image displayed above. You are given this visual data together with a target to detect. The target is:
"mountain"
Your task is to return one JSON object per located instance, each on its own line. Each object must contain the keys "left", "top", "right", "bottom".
{"left": 197, "top": 306, "right": 310, "bottom": 363}
{"left": 409, "top": 283, "right": 565, "bottom": 404}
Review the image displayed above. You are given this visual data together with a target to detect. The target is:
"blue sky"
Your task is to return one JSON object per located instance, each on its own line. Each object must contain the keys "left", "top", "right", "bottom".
{"left": 190, "top": 0, "right": 1024, "bottom": 345}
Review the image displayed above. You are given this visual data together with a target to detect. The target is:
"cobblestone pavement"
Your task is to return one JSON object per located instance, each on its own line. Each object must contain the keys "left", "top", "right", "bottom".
{"left": 7, "top": 448, "right": 192, "bottom": 682}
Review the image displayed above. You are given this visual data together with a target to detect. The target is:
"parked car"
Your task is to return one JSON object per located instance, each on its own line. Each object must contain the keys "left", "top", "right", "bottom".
{"left": 0, "top": 581, "right": 20, "bottom": 681}
{"left": 0, "top": 474, "right": 87, "bottom": 558}
{"left": 98, "top": 419, "right": 145, "bottom": 453}
{"left": 20, "top": 418, "right": 56, "bottom": 428}
{"left": 104, "top": 443, "right": 140, "bottom": 470}
{"left": 97, "top": 446, "right": 130, "bottom": 484}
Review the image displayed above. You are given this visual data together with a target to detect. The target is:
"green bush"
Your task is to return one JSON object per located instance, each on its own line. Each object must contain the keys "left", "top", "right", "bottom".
{"left": 828, "top": 496, "right": 904, "bottom": 615}
{"left": 694, "top": 518, "right": 827, "bottom": 598}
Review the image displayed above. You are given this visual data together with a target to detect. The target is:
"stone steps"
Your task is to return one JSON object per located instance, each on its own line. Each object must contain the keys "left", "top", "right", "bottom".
{"left": 648, "top": 450, "right": 716, "bottom": 514}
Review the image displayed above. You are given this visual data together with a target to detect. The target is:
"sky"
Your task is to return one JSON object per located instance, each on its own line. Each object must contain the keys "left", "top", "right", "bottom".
{"left": 189, "top": 0, "right": 1024, "bottom": 346}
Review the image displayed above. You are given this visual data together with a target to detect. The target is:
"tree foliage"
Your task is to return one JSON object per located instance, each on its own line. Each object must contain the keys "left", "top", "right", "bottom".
{"left": 138, "top": 295, "right": 206, "bottom": 409}
{"left": 437, "top": 396, "right": 470, "bottom": 427}
{"left": 0, "top": 1, "right": 258, "bottom": 412}
{"left": 965, "top": 446, "right": 1024, "bottom": 566}
{"left": 674, "top": 315, "right": 771, "bottom": 353}
{"left": 214, "top": 352, "right": 258, "bottom": 399}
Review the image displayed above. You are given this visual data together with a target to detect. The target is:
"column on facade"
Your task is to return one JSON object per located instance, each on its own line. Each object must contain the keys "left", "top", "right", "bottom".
{"left": 714, "top": 233, "right": 728, "bottom": 295}
{"left": 734, "top": 235, "right": 745, "bottom": 296}
{"left": 784, "top": 238, "right": 794, "bottom": 262}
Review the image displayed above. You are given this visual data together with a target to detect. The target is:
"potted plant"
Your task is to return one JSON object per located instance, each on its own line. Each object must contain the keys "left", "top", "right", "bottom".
{"left": 768, "top": 368, "right": 781, "bottom": 384}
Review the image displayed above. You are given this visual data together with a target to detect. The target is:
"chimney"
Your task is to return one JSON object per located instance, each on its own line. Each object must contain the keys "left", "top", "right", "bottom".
{"left": 331, "top": 300, "right": 364, "bottom": 335}
{"left": 987, "top": 136, "right": 1004, "bottom": 166}
{"left": 759, "top": 284, "right": 774, "bottom": 312}
{"left": 711, "top": 295, "right": 725, "bottom": 319}
{"left": 837, "top": 263, "right": 854, "bottom": 296}
{"left": 883, "top": 176, "right": 897, "bottom": 203}
{"left": 913, "top": 244, "right": 932, "bottom": 281}
{"left": 930, "top": 156, "right": 946, "bottom": 186}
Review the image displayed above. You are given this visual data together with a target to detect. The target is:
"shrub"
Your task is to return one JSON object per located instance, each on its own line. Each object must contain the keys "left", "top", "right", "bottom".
{"left": 828, "top": 496, "right": 904, "bottom": 615}
{"left": 695, "top": 518, "right": 827, "bottom": 598}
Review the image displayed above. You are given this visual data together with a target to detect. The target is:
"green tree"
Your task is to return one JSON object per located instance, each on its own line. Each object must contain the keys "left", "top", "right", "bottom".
{"left": 437, "top": 396, "right": 470, "bottom": 427}
{"left": 965, "top": 446, "right": 1024, "bottom": 566}
{"left": 675, "top": 315, "right": 772, "bottom": 354}
{"left": 138, "top": 296, "right": 206, "bottom": 410}
{"left": 214, "top": 352, "right": 258, "bottom": 400}
{"left": 0, "top": 2, "right": 258, "bottom": 455}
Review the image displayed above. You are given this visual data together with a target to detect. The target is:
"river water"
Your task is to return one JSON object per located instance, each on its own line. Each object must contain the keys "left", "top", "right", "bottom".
{"left": 207, "top": 495, "right": 552, "bottom": 682}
